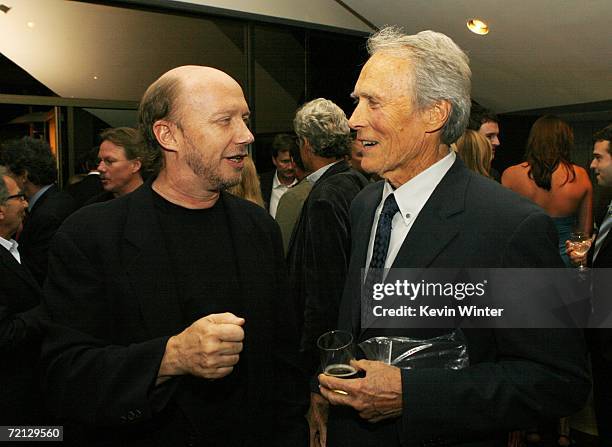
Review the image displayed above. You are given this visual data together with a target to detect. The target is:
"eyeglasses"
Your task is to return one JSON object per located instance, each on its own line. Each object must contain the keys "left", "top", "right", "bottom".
{"left": 6, "top": 193, "right": 26, "bottom": 202}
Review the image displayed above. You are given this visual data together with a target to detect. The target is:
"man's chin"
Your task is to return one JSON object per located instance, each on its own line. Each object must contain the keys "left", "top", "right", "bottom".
{"left": 598, "top": 177, "right": 611, "bottom": 187}
{"left": 218, "top": 175, "right": 241, "bottom": 190}
{"left": 360, "top": 160, "right": 380, "bottom": 175}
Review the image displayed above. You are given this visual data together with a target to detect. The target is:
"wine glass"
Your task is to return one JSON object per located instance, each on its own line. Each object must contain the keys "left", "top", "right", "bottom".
{"left": 569, "top": 232, "right": 592, "bottom": 272}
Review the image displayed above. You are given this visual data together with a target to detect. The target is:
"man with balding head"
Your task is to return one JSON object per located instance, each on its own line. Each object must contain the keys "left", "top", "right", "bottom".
{"left": 42, "top": 66, "right": 307, "bottom": 446}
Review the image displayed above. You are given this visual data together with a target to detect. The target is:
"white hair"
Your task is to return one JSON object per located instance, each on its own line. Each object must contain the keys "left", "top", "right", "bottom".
{"left": 367, "top": 26, "right": 472, "bottom": 144}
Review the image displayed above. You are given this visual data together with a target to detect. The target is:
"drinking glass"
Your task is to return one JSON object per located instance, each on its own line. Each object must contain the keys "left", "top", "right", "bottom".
{"left": 569, "top": 232, "right": 592, "bottom": 272}
{"left": 317, "top": 330, "right": 357, "bottom": 379}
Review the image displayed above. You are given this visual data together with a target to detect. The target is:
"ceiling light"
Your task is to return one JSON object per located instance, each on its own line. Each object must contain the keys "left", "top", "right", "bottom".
{"left": 467, "top": 19, "right": 489, "bottom": 35}
{"left": 27, "top": 21, "right": 35, "bottom": 28}
{"left": 93, "top": 75, "right": 99, "bottom": 80}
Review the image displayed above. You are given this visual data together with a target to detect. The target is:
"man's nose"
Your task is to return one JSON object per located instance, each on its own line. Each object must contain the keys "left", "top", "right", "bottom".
{"left": 238, "top": 122, "right": 254, "bottom": 145}
{"left": 348, "top": 102, "right": 365, "bottom": 130}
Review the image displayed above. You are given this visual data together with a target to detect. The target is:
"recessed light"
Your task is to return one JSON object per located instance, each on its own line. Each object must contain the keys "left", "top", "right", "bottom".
{"left": 467, "top": 19, "right": 489, "bottom": 35}
{"left": 26, "top": 21, "right": 35, "bottom": 28}
{"left": 93, "top": 75, "right": 99, "bottom": 80}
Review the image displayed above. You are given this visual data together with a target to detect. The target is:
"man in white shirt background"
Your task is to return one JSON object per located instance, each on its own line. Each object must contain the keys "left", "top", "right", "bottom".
{"left": 259, "top": 133, "right": 297, "bottom": 217}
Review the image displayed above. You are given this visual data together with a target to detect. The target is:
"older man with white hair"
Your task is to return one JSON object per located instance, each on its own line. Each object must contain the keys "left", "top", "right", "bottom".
{"left": 313, "top": 26, "right": 589, "bottom": 447}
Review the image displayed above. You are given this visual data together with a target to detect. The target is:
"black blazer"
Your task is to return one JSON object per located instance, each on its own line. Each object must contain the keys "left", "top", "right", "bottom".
{"left": 259, "top": 170, "right": 275, "bottom": 211}
{"left": 329, "top": 158, "right": 590, "bottom": 447}
{"left": 286, "top": 160, "right": 369, "bottom": 373}
{"left": 41, "top": 181, "right": 307, "bottom": 446}
{"left": 0, "top": 246, "right": 45, "bottom": 424}
{"left": 19, "top": 184, "right": 76, "bottom": 285}
{"left": 588, "top": 202, "right": 612, "bottom": 444}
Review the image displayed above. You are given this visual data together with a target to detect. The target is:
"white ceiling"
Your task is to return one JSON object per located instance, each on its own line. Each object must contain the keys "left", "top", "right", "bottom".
{"left": 0, "top": 0, "right": 611, "bottom": 115}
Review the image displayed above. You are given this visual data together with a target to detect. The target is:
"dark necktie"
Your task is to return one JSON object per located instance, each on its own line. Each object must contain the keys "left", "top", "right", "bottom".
{"left": 363, "top": 193, "right": 400, "bottom": 313}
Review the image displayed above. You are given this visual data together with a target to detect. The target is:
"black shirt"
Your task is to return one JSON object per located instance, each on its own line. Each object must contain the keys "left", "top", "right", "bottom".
{"left": 153, "top": 189, "right": 248, "bottom": 445}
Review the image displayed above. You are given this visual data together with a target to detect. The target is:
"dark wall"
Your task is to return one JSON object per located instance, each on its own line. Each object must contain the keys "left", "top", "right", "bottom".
{"left": 493, "top": 115, "right": 537, "bottom": 176}
{"left": 307, "top": 32, "right": 368, "bottom": 117}
{"left": 251, "top": 28, "right": 368, "bottom": 174}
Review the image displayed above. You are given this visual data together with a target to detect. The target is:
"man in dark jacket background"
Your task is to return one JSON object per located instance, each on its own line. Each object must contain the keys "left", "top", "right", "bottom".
{"left": 287, "top": 98, "right": 369, "bottom": 375}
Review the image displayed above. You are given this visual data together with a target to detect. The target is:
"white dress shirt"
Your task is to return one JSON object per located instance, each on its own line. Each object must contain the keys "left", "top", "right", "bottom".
{"left": 365, "top": 151, "right": 456, "bottom": 270}
{"left": 0, "top": 235, "right": 21, "bottom": 264}
{"left": 269, "top": 172, "right": 298, "bottom": 218}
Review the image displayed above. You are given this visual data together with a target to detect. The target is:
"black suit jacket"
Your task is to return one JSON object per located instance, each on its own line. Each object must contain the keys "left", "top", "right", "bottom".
{"left": 0, "top": 246, "right": 45, "bottom": 424}
{"left": 260, "top": 170, "right": 275, "bottom": 211}
{"left": 65, "top": 174, "right": 103, "bottom": 209}
{"left": 19, "top": 184, "right": 76, "bottom": 285}
{"left": 587, "top": 205, "right": 612, "bottom": 442}
{"left": 286, "top": 160, "right": 369, "bottom": 373}
{"left": 41, "top": 181, "right": 307, "bottom": 446}
{"left": 330, "top": 158, "right": 590, "bottom": 446}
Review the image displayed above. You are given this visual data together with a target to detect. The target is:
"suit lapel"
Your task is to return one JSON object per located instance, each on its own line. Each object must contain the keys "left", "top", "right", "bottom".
{"left": 594, "top": 218, "right": 612, "bottom": 267}
{"left": 0, "top": 246, "right": 40, "bottom": 298}
{"left": 391, "top": 158, "right": 467, "bottom": 268}
{"left": 123, "top": 183, "right": 184, "bottom": 337}
{"left": 223, "top": 193, "right": 259, "bottom": 321}
{"left": 349, "top": 183, "right": 383, "bottom": 333}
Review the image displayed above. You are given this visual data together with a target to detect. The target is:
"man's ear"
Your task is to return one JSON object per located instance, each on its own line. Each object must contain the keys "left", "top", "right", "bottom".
{"left": 152, "top": 120, "right": 179, "bottom": 152}
{"left": 17, "top": 170, "right": 28, "bottom": 185}
{"left": 130, "top": 159, "right": 142, "bottom": 174}
{"left": 424, "top": 100, "right": 451, "bottom": 134}
{"left": 302, "top": 138, "right": 313, "bottom": 153}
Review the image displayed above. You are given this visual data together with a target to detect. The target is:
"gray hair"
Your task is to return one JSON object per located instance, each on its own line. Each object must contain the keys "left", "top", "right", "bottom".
{"left": 0, "top": 166, "right": 9, "bottom": 204}
{"left": 293, "top": 98, "right": 351, "bottom": 158}
{"left": 367, "top": 26, "right": 471, "bottom": 145}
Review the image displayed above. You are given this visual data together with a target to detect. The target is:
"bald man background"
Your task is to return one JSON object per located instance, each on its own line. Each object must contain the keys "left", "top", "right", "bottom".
{"left": 41, "top": 66, "right": 308, "bottom": 447}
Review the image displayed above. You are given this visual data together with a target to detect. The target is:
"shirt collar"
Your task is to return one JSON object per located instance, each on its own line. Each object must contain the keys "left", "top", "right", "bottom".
{"left": 381, "top": 150, "right": 456, "bottom": 226}
{"left": 273, "top": 171, "right": 297, "bottom": 189}
{"left": 0, "top": 236, "right": 18, "bottom": 253}
{"left": 306, "top": 159, "right": 342, "bottom": 185}
{"left": 28, "top": 183, "right": 53, "bottom": 211}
